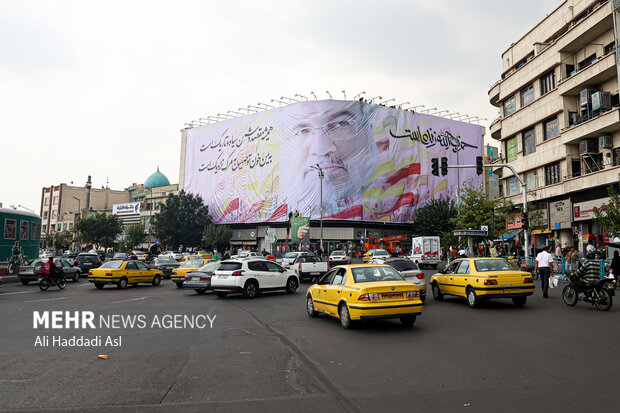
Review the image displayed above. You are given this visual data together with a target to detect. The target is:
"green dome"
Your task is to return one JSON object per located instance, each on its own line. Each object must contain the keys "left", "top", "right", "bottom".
{"left": 145, "top": 167, "right": 170, "bottom": 189}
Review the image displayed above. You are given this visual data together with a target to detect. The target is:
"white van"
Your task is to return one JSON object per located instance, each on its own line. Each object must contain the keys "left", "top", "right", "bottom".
{"left": 409, "top": 236, "right": 441, "bottom": 269}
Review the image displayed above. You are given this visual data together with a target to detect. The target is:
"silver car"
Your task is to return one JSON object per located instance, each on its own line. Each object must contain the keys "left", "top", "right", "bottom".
{"left": 380, "top": 258, "right": 426, "bottom": 302}
{"left": 182, "top": 261, "right": 221, "bottom": 294}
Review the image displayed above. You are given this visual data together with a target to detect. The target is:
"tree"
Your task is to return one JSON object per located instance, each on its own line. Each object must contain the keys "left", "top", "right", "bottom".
{"left": 413, "top": 197, "right": 457, "bottom": 246}
{"left": 126, "top": 223, "right": 147, "bottom": 250}
{"left": 54, "top": 230, "right": 73, "bottom": 249}
{"left": 152, "top": 191, "right": 212, "bottom": 249}
{"left": 75, "top": 213, "right": 122, "bottom": 248}
{"left": 43, "top": 233, "right": 54, "bottom": 248}
{"left": 202, "top": 224, "right": 232, "bottom": 253}
{"left": 593, "top": 174, "right": 620, "bottom": 236}
{"left": 450, "top": 183, "right": 514, "bottom": 241}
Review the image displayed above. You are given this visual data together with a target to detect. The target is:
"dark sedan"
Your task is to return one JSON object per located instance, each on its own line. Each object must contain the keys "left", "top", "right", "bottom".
{"left": 182, "top": 261, "right": 220, "bottom": 294}
{"left": 150, "top": 256, "right": 180, "bottom": 279}
{"left": 18, "top": 259, "right": 82, "bottom": 285}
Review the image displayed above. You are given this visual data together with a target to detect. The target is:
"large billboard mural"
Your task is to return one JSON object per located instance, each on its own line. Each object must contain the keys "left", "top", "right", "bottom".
{"left": 183, "top": 100, "right": 482, "bottom": 224}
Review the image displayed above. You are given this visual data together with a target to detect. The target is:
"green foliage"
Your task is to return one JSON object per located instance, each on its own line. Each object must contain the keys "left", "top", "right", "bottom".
{"left": 152, "top": 191, "right": 212, "bottom": 249}
{"left": 54, "top": 230, "right": 73, "bottom": 248}
{"left": 43, "top": 233, "right": 54, "bottom": 248}
{"left": 126, "top": 223, "right": 147, "bottom": 250}
{"left": 75, "top": 213, "right": 122, "bottom": 248}
{"left": 413, "top": 197, "right": 458, "bottom": 246}
{"left": 593, "top": 175, "right": 620, "bottom": 236}
{"left": 450, "top": 184, "right": 514, "bottom": 240}
{"left": 202, "top": 224, "right": 232, "bottom": 253}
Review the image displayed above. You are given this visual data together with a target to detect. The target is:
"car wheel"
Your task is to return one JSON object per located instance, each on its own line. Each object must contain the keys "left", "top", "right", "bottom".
{"left": 466, "top": 288, "right": 479, "bottom": 308}
{"left": 432, "top": 282, "right": 443, "bottom": 301}
{"left": 285, "top": 277, "right": 298, "bottom": 294}
{"left": 243, "top": 281, "right": 258, "bottom": 299}
{"left": 338, "top": 303, "right": 353, "bottom": 329}
{"left": 117, "top": 277, "right": 128, "bottom": 289}
{"left": 512, "top": 296, "right": 527, "bottom": 307}
{"left": 152, "top": 275, "right": 161, "bottom": 286}
{"left": 400, "top": 316, "right": 416, "bottom": 327}
{"left": 73, "top": 272, "right": 80, "bottom": 283}
{"left": 306, "top": 295, "right": 318, "bottom": 318}
{"left": 215, "top": 291, "right": 228, "bottom": 298}
{"left": 21, "top": 279, "right": 29, "bottom": 285}
{"left": 94, "top": 283, "right": 104, "bottom": 289}
{"left": 195, "top": 289, "right": 207, "bottom": 294}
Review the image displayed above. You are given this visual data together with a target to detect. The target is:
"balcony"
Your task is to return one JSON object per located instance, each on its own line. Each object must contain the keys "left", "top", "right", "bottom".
{"left": 557, "top": 3, "right": 612, "bottom": 54}
{"left": 489, "top": 81, "right": 501, "bottom": 107}
{"left": 489, "top": 117, "right": 502, "bottom": 140}
{"left": 561, "top": 107, "right": 620, "bottom": 145}
{"left": 558, "top": 52, "right": 616, "bottom": 96}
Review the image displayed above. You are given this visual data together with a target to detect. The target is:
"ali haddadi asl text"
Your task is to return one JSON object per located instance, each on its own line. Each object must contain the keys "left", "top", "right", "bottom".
{"left": 34, "top": 335, "right": 121, "bottom": 347}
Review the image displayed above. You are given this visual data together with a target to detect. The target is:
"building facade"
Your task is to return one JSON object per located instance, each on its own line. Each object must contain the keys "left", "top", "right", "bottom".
{"left": 489, "top": 0, "right": 620, "bottom": 252}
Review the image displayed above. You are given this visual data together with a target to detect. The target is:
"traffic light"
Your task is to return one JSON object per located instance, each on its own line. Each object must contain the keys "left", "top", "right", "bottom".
{"left": 431, "top": 158, "right": 439, "bottom": 176}
{"left": 521, "top": 213, "right": 529, "bottom": 229}
{"left": 441, "top": 157, "right": 448, "bottom": 176}
{"left": 476, "top": 156, "right": 483, "bottom": 175}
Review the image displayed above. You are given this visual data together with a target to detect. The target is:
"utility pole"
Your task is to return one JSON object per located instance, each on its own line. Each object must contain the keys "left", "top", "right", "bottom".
{"left": 310, "top": 164, "right": 324, "bottom": 252}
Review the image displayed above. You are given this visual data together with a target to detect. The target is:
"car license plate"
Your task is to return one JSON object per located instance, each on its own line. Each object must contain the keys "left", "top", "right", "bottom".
{"left": 505, "top": 289, "right": 521, "bottom": 293}
{"left": 311, "top": 272, "right": 319, "bottom": 275}
{"left": 192, "top": 277, "right": 199, "bottom": 281}
{"left": 382, "top": 293, "right": 403, "bottom": 299}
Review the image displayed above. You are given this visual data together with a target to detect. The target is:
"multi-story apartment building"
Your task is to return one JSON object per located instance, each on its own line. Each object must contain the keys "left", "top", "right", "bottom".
{"left": 40, "top": 178, "right": 130, "bottom": 236}
{"left": 489, "top": 0, "right": 620, "bottom": 252}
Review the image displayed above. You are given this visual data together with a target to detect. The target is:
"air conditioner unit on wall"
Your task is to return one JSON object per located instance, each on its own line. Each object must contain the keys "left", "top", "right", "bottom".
{"left": 599, "top": 135, "right": 613, "bottom": 149}
{"left": 580, "top": 88, "right": 595, "bottom": 106}
{"left": 579, "top": 138, "right": 599, "bottom": 155}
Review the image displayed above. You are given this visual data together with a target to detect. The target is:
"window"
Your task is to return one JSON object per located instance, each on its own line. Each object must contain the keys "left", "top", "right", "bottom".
{"left": 31, "top": 222, "right": 39, "bottom": 240}
{"left": 52, "top": 211, "right": 57, "bottom": 219}
{"left": 20, "top": 221, "right": 29, "bottom": 240}
{"left": 456, "top": 261, "right": 470, "bottom": 274}
{"left": 520, "top": 84, "right": 534, "bottom": 107}
{"left": 136, "top": 262, "right": 149, "bottom": 271}
{"left": 545, "top": 162, "right": 561, "bottom": 185}
{"left": 125, "top": 262, "right": 138, "bottom": 270}
{"left": 44, "top": 198, "right": 49, "bottom": 206}
{"left": 42, "top": 224, "right": 47, "bottom": 232}
{"left": 540, "top": 70, "right": 556, "bottom": 94}
{"left": 506, "top": 137, "right": 518, "bottom": 162}
{"left": 578, "top": 53, "right": 597, "bottom": 69}
{"left": 522, "top": 127, "right": 536, "bottom": 155}
{"left": 53, "top": 196, "right": 58, "bottom": 205}
{"left": 525, "top": 170, "right": 538, "bottom": 189}
{"left": 566, "top": 64, "right": 575, "bottom": 78}
{"left": 503, "top": 95, "right": 516, "bottom": 116}
{"left": 604, "top": 42, "right": 615, "bottom": 55}
{"left": 43, "top": 211, "right": 48, "bottom": 219}
{"left": 69, "top": 223, "right": 73, "bottom": 230}
{"left": 544, "top": 117, "right": 559, "bottom": 140}
{"left": 614, "top": 148, "right": 620, "bottom": 166}
{"left": 4, "top": 219, "right": 17, "bottom": 240}
{"left": 572, "top": 159, "right": 582, "bottom": 178}
{"left": 507, "top": 177, "right": 519, "bottom": 195}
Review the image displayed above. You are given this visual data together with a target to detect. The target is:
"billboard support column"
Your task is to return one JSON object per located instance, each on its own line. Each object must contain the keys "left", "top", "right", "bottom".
{"left": 311, "top": 165, "right": 325, "bottom": 252}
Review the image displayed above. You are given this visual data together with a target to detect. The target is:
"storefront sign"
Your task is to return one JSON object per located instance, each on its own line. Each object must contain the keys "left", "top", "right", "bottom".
{"left": 549, "top": 199, "right": 571, "bottom": 229}
{"left": 573, "top": 198, "right": 610, "bottom": 221}
{"left": 506, "top": 214, "right": 522, "bottom": 229}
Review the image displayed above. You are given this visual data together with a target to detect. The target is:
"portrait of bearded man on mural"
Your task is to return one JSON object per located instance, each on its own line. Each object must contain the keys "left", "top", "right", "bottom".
{"left": 276, "top": 100, "right": 380, "bottom": 218}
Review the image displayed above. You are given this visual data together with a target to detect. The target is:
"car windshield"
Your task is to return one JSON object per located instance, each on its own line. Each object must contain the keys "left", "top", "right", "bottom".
{"left": 157, "top": 257, "right": 177, "bottom": 264}
{"left": 113, "top": 253, "right": 126, "bottom": 259}
{"left": 78, "top": 255, "right": 98, "bottom": 262}
{"left": 100, "top": 261, "right": 123, "bottom": 269}
{"left": 351, "top": 266, "right": 405, "bottom": 283}
{"left": 181, "top": 260, "right": 203, "bottom": 268}
{"left": 388, "top": 260, "right": 418, "bottom": 271}
{"left": 375, "top": 250, "right": 389, "bottom": 256}
{"left": 198, "top": 261, "right": 221, "bottom": 272}
{"left": 331, "top": 251, "right": 345, "bottom": 256}
{"left": 474, "top": 259, "right": 514, "bottom": 272}
{"left": 283, "top": 253, "right": 298, "bottom": 258}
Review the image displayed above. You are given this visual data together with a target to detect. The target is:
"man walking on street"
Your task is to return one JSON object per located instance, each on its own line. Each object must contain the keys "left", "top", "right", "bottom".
{"left": 535, "top": 245, "right": 554, "bottom": 298}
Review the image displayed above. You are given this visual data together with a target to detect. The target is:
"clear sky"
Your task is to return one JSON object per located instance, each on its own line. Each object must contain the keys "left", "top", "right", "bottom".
{"left": 0, "top": 0, "right": 560, "bottom": 213}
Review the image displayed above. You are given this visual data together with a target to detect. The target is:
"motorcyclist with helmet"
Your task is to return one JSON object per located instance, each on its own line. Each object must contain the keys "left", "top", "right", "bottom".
{"left": 571, "top": 250, "right": 600, "bottom": 291}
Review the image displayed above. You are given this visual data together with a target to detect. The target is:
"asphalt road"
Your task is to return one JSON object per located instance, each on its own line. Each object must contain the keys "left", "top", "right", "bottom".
{"left": 1, "top": 267, "right": 619, "bottom": 413}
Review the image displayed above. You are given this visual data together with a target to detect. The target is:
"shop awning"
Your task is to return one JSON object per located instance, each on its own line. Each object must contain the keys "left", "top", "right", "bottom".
{"left": 495, "top": 229, "right": 521, "bottom": 241}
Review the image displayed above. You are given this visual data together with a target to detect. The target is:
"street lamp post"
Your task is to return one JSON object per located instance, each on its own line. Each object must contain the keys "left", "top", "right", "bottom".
{"left": 310, "top": 164, "right": 324, "bottom": 252}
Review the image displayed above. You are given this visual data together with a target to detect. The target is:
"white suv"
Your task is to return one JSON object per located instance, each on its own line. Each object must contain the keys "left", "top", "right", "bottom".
{"left": 211, "top": 258, "right": 299, "bottom": 298}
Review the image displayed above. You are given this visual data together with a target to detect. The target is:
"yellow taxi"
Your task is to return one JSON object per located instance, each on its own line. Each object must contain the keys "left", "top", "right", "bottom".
{"left": 182, "top": 255, "right": 204, "bottom": 262}
{"left": 429, "top": 257, "right": 535, "bottom": 308}
{"left": 88, "top": 260, "right": 163, "bottom": 289}
{"left": 363, "top": 249, "right": 390, "bottom": 262}
{"left": 196, "top": 252, "right": 213, "bottom": 260}
{"left": 171, "top": 259, "right": 207, "bottom": 288}
{"left": 306, "top": 264, "right": 423, "bottom": 329}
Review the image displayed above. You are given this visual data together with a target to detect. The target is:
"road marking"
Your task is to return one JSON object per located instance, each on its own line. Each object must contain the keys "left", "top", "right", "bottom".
{"left": 111, "top": 296, "right": 149, "bottom": 304}
{"left": 0, "top": 291, "right": 34, "bottom": 295}
{"left": 26, "top": 297, "right": 68, "bottom": 303}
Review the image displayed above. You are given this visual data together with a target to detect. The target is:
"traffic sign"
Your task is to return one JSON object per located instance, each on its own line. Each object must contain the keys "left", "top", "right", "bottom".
{"left": 481, "top": 225, "right": 488, "bottom": 231}
{"left": 360, "top": 234, "right": 365, "bottom": 240}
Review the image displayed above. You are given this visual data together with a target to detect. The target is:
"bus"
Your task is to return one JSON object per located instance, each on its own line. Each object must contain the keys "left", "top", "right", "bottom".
{"left": 1, "top": 208, "right": 42, "bottom": 271}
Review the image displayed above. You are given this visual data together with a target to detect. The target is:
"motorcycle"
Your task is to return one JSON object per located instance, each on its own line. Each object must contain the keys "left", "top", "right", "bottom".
{"left": 38, "top": 272, "right": 67, "bottom": 291}
{"left": 562, "top": 275, "right": 615, "bottom": 311}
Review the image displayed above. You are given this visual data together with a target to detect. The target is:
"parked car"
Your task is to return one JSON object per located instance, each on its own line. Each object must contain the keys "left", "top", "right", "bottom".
{"left": 88, "top": 260, "right": 163, "bottom": 289}
{"left": 430, "top": 258, "right": 535, "bottom": 308}
{"left": 150, "top": 256, "right": 180, "bottom": 279}
{"left": 18, "top": 258, "right": 82, "bottom": 284}
{"left": 74, "top": 253, "right": 102, "bottom": 273}
{"left": 329, "top": 250, "right": 351, "bottom": 266}
{"left": 378, "top": 257, "right": 426, "bottom": 302}
{"left": 293, "top": 255, "right": 329, "bottom": 282}
{"left": 211, "top": 258, "right": 299, "bottom": 298}
{"left": 182, "top": 260, "right": 221, "bottom": 294}
{"left": 280, "top": 251, "right": 318, "bottom": 268}
{"left": 305, "top": 264, "right": 423, "bottom": 328}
